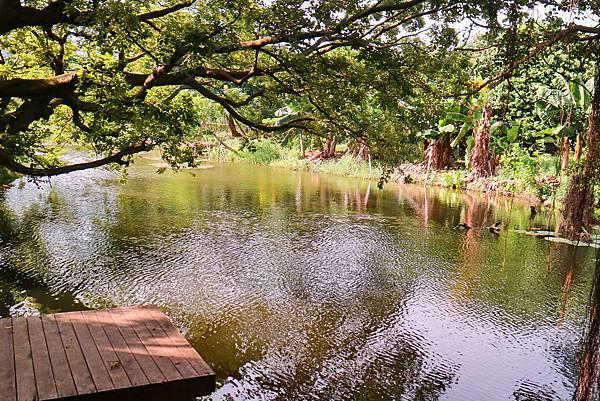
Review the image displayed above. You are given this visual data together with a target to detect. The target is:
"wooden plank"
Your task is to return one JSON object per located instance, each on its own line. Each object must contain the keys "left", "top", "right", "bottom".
{"left": 0, "top": 317, "right": 16, "bottom": 401}
{"left": 110, "top": 309, "right": 165, "bottom": 384}
{"left": 120, "top": 307, "right": 182, "bottom": 382}
{"left": 12, "top": 317, "right": 36, "bottom": 401}
{"left": 95, "top": 310, "right": 149, "bottom": 387}
{"left": 81, "top": 311, "right": 131, "bottom": 390}
{"left": 64, "top": 312, "right": 114, "bottom": 393}
{"left": 5, "top": 307, "right": 215, "bottom": 401}
{"left": 54, "top": 313, "right": 96, "bottom": 395}
{"left": 41, "top": 315, "right": 78, "bottom": 398}
{"left": 131, "top": 307, "right": 198, "bottom": 379}
{"left": 141, "top": 306, "right": 214, "bottom": 377}
{"left": 27, "top": 316, "right": 58, "bottom": 400}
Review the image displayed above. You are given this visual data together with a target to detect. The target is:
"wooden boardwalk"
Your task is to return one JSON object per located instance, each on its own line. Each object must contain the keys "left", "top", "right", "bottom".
{"left": 0, "top": 305, "right": 215, "bottom": 401}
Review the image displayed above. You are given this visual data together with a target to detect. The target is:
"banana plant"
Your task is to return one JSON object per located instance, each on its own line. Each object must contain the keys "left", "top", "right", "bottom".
{"left": 533, "top": 75, "right": 593, "bottom": 145}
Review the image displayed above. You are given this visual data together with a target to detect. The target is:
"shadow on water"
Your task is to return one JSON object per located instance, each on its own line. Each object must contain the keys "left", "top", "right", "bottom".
{"left": 0, "top": 158, "right": 597, "bottom": 400}
{"left": 0, "top": 201, "right": 82, "bottom": 316}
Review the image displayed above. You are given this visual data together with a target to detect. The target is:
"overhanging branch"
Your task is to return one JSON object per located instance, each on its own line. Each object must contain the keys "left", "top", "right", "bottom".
{"left": 0, "top": 1, "right": 194, "bottom": 36}
{"left": 0, "top": 142, "right": 152, "bottom": 177}
{"left": 0, "top": 73, "right": 78, "bottom": 98}
{"left": 185, "top": 79, "right": 312, "bottom": 132}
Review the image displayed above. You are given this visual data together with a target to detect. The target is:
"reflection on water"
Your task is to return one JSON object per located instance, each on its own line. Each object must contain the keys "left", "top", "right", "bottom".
{"left": 0, "top": 156, "right": 595, "bottom": 400}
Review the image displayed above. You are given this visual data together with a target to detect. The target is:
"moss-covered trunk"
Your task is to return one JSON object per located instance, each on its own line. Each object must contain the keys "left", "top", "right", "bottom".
{"left": 467, "top": 104, "right": 494, "bottom": 181}
{"left": 560, "top": 54, "right": 600, "bottom": 239}
{"left": 424, "top": 137, "right": 453, "bottom": 170}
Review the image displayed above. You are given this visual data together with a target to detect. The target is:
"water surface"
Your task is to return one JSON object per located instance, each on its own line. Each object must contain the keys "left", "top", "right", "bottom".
{"left": 0, "top": 156, "right": 595, "bottom": 400}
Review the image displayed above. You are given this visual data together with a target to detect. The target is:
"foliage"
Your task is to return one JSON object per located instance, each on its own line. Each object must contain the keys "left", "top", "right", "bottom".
{"left": 439, "top": 170, "right": 466, "bottom": 190}
{"left": 236, "top": 139, "right": 285, "bottom": 164}
{"left": 495, "top": 145, "right": 563, "bottom": 200}
{"left": 0, "top": 0, "right": 484, "bottom": 177}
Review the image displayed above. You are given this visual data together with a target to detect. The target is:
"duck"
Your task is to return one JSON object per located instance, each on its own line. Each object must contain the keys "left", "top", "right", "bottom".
{"left": 488, "top": 221, "right": 501, "bottom": 235}
{"left": 530, "top": 205, "right": 537, "bottom": 218}
{"left": 453, "top": 222, "right": 471, "bottom": 231}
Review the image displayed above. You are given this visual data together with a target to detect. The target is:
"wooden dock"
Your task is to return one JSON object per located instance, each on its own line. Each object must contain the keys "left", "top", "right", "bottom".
{"left": 0, "top": 305, "right": 215, "bottom": 401}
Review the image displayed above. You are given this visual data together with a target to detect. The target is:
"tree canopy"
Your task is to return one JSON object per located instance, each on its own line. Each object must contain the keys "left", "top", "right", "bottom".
{"left": 0, "top": 0, "right": 599, "bottom": 178}
{"left": 0, "top": 0, "right": 462, "bottom": 175}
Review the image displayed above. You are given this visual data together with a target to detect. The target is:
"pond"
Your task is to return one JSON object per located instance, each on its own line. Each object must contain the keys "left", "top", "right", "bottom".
{"left": 0, "top": 155, "right": 595, "bottom": 401}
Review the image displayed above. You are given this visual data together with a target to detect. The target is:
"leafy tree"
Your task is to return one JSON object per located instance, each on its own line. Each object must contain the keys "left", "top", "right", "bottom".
{"left": 0, "top": 0, "right": 477, "bottom": 177}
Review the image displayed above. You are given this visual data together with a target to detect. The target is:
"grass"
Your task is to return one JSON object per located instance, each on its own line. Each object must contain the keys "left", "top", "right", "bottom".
{"left": 208, "top": 137, "right": 382, "bottom": 180}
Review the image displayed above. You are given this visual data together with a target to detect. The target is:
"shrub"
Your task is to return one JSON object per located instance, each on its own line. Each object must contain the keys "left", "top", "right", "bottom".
{"left": 439, "top": 170, "right": 465, "bottom": 189}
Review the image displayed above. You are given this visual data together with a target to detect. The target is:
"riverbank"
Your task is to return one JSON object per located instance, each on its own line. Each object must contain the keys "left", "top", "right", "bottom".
{"left": 208, "top": 138, "right": 383, "bottom": 180}
{"left": 207, "top": 138, "right": 567, "bottom": 206}
{"left": 0, "top": 140, "right": 572, "bottom": 208}
{"left": 393, "top": 163, "right": 566, "bottom": 206}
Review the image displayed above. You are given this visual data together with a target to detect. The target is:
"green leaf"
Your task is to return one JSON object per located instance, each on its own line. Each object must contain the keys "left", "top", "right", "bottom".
{"left": 506, "top": 124, "right": 519, "bottom": 142}
{"left": 490, "top": 121, "right": 504, "bottom": 135}
{"left": 570, "top": 80, "right": 583, "bottom": 109}
{"left": 551, "top": 124, "right": 566, "bottom": 137}
{"left": 438, "top": 124, "right": 456, "bottom": 133}
{"left": 535, "top": 125, "right": 565, "bottom": 138}
{"left": 558, "top": 73, "right": 575, "bottom": 107}
{"left": 419, "top": 129, "right": 439, "bottom": 140}
{"left": 445, "top": 112, "right": 469, "bottom": 122}
{"left": 451, "top": 122, "right": 472, "bottom": 148}
{"left": 586, "top": 77, "right": 595, "bottom": 97}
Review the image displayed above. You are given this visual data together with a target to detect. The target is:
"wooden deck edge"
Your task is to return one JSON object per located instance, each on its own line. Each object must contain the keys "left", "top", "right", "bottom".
{"left": 46, "top": 375, "right": 216, "bottom": 401}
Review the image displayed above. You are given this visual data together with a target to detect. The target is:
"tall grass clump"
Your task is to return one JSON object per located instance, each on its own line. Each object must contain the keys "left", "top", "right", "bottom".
{"left": 314, "top": 154, "right": 382, "bottom": 180}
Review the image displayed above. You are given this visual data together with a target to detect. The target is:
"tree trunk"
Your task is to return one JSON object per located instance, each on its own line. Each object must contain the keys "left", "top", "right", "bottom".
{"left": 424, "top": 136, "right": 453, "bottom": 170}
{"left": 323, "top": 137, "right": 336, "bottom": 158}
{"left": 560, "top": 53, "right": 600, "bottom": 239}
{"left": 575, "top": 133, "right": 583, "bottom": 161}
{"left": 561, "top": 136, "right": 570, "bottom": 175}
{"left": 226, "top": 114, "right": 241, "bottom": 137}
{"left": 575, "top": 256, "right": 600, "bottom": 401}
{"left": 351, "top": 138, "right": 370, "bottom": 161}
{"left": 467, "top": 104, "right": 494, "bottom": 181}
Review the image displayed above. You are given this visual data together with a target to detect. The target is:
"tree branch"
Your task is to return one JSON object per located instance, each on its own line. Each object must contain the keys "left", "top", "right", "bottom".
{"left": 0, "top": 0, "right": 194, "bottom": 36}
{"left": 185, "top": 79, "right": 312, "bottom": 132}
{"left": 0, "top": 142, "right": 152, "bottom": 177}
{"left": 124, "top": 65, "right": 267, "bottom": 87}
{"left": 0, "top": 73, "right": 78, "bottom": 98}
{"left": 0, "top": 0, "right": 81, "bottom": 35}
{"left": 137, "top": 2, "right": 194, "bottom": 21}
{"left": 455, "top": 24, "right": 600, "bottom": 96}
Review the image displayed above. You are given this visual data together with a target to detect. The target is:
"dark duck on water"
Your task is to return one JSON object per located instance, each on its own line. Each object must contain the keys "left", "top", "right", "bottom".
{"left": 488, "top": 221, "right": 501, "bottom": 235}
{"left": 453, "top": 222, "right": 471, "bottom": 231}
